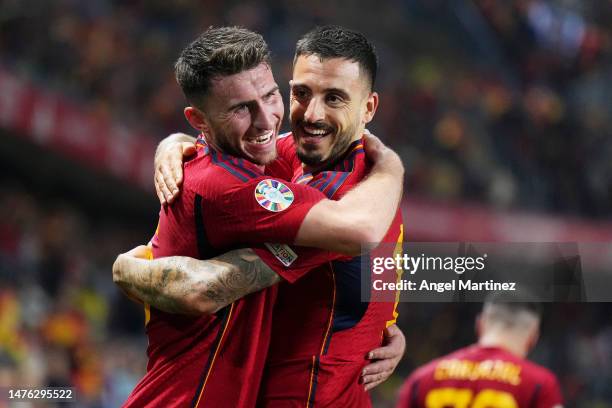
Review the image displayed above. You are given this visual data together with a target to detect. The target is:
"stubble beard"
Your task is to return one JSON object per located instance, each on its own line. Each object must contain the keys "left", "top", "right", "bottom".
{"left": 296, "top": 122, "right": 359, "bottom": 171}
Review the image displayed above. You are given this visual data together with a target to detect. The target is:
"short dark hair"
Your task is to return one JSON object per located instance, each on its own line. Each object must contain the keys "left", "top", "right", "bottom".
{"left": 175, "top": 26, "right": 271, "bottom": 107}
{"left": 295, "top": 25, "right": 378, "bottom": 91}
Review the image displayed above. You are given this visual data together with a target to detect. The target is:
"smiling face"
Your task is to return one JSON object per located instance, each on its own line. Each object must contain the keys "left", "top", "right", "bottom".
{"left": 289, "top": 55, "right": 378, "bottom": 171}
{"left": 184, "top": 63, "right": 283, "bottom": 166}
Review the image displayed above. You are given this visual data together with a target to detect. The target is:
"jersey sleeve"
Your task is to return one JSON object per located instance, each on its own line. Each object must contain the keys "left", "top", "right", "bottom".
{"left": 252, "top": 244, "right": 339, "bottom": 283}
{"left": 206, "top": 177, "right": 326, "bottom": 246}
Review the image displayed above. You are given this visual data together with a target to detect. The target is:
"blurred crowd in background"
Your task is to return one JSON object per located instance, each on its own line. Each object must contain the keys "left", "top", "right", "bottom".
{"left": 2, "top": 0, "right": 612, "bottom": 217}
{"left": 0, "top": 186, "right": 148, "bottom": 407}
{"left": 0, "top": 0, "right": 611, "bottom": 406}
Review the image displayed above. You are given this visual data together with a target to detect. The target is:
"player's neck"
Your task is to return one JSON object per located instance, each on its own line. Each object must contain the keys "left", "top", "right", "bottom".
{"left": 478, "top": 332, "right": 528, "bottom": 358}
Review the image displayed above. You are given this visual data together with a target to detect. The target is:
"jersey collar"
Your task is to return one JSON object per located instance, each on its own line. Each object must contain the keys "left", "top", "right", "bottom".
{"left": 196, "top": 134, "right": 265, "bottom": 176}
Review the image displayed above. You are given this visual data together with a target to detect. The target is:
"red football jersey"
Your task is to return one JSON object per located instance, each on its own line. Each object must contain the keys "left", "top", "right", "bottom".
{"left": 259, "top": 136, "right": 405, "bottom": 407}
{"left": 124, "top": 137, "right": 334, "bottom": 408}
{"left": 396, "top": 345, "right": 563, "bottom": 408}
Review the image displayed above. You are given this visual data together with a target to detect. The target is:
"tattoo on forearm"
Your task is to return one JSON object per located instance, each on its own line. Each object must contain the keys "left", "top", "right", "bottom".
{"left": 116, "top": 249, "right": 280, "bottom": 314}
{"left": 117, "top": 258, "right": 198, "bottom": 314}
{"left": 202, "top": 248, "right": 281, "bottom": 310}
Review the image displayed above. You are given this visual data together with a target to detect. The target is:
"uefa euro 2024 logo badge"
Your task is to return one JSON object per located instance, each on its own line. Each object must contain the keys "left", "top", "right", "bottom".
{"left": 254, "top": 179, "right": 294, "bottom": 212}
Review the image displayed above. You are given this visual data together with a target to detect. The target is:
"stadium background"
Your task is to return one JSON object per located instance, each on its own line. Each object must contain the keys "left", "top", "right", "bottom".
{"left": 0, "top": 0, "right": 611, "bottom": 406}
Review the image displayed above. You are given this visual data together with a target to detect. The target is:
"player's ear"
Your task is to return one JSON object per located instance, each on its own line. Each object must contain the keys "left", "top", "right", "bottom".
{"left": 363, "top": 92, "right": 378, "bottom": 125}
{"left": 184, "top": 106, "right": 211, "bottom": 134}
{"left": 362, "top": 91, "right": 379, "bottom": 125}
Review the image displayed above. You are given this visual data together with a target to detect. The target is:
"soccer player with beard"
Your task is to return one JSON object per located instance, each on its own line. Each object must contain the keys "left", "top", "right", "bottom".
{"left": 257, "top": 26, "right": 405, "bottom": 407}
{"left": 113, "top": 27, "right": 404, "bottom": 408}
{"left": 396, "top": 292, "right": 564, "bottom": 408}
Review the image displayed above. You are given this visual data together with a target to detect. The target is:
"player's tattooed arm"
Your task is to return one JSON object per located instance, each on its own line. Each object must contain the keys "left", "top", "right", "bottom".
{"left": 113, "top": 246, "right": 280, "bottom": 314}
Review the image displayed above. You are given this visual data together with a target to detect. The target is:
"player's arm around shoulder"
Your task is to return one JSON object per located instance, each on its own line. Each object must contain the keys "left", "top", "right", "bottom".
{"left": 113, "top": 247, "right": 280, "bottom": 315}
{"left": 295, "top": 134, "right": 404, "bottom": 255}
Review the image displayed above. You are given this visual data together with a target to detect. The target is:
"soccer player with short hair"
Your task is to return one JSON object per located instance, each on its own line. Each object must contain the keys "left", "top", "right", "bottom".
{"left": 114, "top": 26, "right": 404, "bottom": 408}
{"left": 396, "top": 292, "right": 564, "bottom": 408}
{"left": 257, "top": 26, "right": 405, "bottom": 407}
